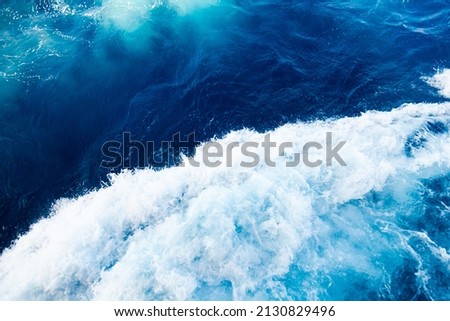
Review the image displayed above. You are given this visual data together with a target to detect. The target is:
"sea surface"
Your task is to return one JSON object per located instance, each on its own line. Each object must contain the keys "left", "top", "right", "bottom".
{"left": 0, "top": 0, "right": 449, "bottom": 300}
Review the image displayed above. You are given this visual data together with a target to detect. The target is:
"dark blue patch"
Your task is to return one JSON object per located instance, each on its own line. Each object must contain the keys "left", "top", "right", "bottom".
{"left": 405, "top": 121, "right": 448, "bottom": 157}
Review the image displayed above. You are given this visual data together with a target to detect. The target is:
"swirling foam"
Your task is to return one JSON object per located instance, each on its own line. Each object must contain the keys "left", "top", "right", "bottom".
{"left": 1, "top": 79, "right": 450, "bottom": 299}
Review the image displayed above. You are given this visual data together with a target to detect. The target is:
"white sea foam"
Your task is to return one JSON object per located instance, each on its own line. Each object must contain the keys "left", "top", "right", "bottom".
{"left": 1, "top": 87, "right": 450, "bottom": 299}
{"left": 424, "top": 68, "right": 450, "bottom": 99}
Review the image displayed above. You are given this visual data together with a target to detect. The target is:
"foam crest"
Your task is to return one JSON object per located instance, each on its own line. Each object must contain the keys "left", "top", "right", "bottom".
{"left": 424, "top": 68, "right": 450, "bottom": 99}
{"left": 1, "top": 99, "right": 450, "bottom": 300}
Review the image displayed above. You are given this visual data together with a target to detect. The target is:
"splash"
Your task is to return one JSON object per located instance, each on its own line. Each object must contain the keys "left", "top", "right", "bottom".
{"left": 1, "top": 91, "right": 450, "bottom": 299}
{"left": 424, "top": 68, "right": 450, "bottom": 99}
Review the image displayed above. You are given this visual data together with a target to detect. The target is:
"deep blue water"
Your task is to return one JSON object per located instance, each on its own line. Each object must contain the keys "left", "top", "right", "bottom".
{"left": 0, "top": 0, "right": 449, "bottom": 300}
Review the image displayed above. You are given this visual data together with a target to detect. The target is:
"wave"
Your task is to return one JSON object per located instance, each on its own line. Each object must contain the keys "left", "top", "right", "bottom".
{"left": 0, "top": 71, "right": 449, "bottom": 300}
{"left": 425, "top": 69, "right": 450, "bottom": 99}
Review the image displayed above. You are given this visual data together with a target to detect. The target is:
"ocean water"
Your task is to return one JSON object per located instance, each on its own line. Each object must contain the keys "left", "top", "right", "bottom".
{"left": 0, "top": 0, "right": 449, "bottom": 300}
